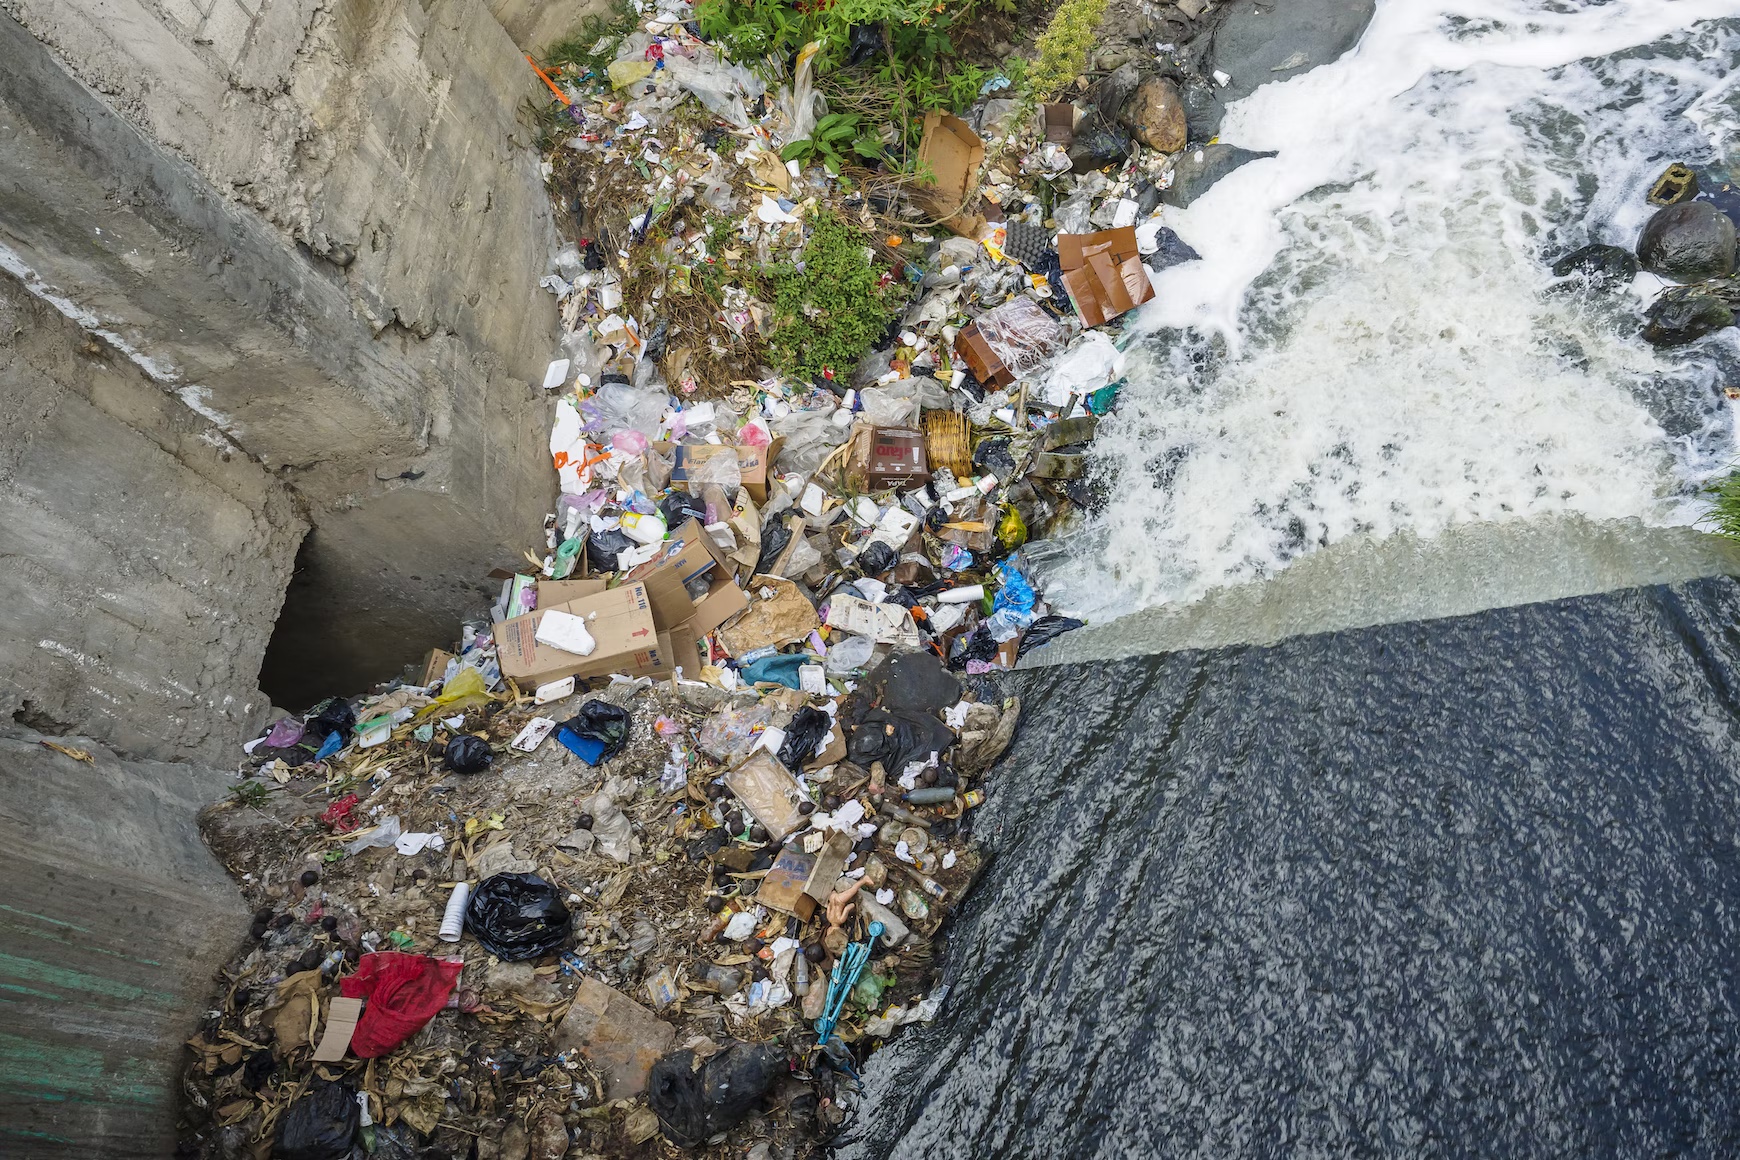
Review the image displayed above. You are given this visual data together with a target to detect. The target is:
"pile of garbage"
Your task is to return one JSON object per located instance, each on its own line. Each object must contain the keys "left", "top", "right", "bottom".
{"left": 180, "top": 5, "right": 1273, "bottom": 1157}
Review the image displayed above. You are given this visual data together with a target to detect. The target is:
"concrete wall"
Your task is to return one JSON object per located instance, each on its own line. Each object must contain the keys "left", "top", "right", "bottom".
{"left": 0, "top": 729, "right": 250, "bottom": 1159}
{"left": 0, "top": 270, "right": 305, "bottom": 763}
{"left": 0, "top": 0, "right": 562, "bottom": 712}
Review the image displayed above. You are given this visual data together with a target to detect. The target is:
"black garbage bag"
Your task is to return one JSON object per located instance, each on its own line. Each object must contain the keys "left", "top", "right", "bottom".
{"left": 588, "top": 526, "right": 635, "bottom": 573}
{"left": 778, "top": 706, "right": 833, "bottom": 771}
{"left": 661, "top": 491, "right": 708, "bottom": 530}
{"left": 648, "top": 1041, "right": 787, "bottom": 1149}
{"left": 754, "top": 519, "right": 793, "bottom": 575}
{"left": 1017, "top": 615, "right": 1087, "bottom": 658}
{"left": 465, "top": 873, "right": 572, "bottom": 961}
{"left": 947, "top": 623, "right": 1000, "bottom": 672}
{"left": 847, "top": 708, "right": 955, "bottom": 777}
{"left": 867, "top": 651, "right": 960, "bottom": 715}
{"left": 561, "top": 700, "right": 632, "bottom": 763}
{"left": 443, "top": 734, "right": 493, "bottom": 774}
{"left": 846, "top": 23, "right": 884, "bottom": 66}
{"left": 276, "top": 1078, "right": 358, "bottom": 1160}
{"left": 972, "top": 437, "right": 1017, "bottom": 482}
{"left": 305, "top": 698, "right": 357, "bottom": 744}
{"left": 856, "top": 540, "right": 898, "bottom": 577}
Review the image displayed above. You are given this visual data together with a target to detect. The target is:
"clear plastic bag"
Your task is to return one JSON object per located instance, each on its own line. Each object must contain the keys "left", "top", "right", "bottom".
{"left": 975, "top": 298, "right": 1064, "bottom": 379}
{"left": 582, "top": 382, "right": 668, "bottom": 441}
{"left": 664, "top": 45, "right": 765, "bottom": 130}
{"left": 770, "top": 402, "right": 847, "bottom": 474}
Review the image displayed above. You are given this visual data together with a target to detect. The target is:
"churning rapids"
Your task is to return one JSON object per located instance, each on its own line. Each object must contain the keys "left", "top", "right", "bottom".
{"left": 840, "top": 2, "right": 1740, "bottom": 1157}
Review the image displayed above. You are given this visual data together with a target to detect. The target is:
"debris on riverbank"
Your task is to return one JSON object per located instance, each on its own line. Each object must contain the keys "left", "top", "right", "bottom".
{"left": 177, "top": 1, "right": 1285, "bottom": 1155}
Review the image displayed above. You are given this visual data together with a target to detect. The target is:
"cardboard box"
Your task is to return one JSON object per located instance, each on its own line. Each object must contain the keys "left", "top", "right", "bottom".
{"left": 1058, "top": 227, "right": 1156, "bottom": 327}
{"left": 497, "top": 583, "right": 665, "bottom": 686}
{"left": 624, "top": 519, "right": 749, "bottom": 637}
{"left": 844, "top": 425, "right": 930, "bottom": 491}
{"left": 419, "top": 648, "right": 454, "bottom": 687}
{"left": 734, "top": 439, "right": 784, "bottom": 504}
{"left": 539, "top": 578, "right": 608, "bottom": 607}
{"left": 915, "top": 111, "right": 986, "bottom": 238}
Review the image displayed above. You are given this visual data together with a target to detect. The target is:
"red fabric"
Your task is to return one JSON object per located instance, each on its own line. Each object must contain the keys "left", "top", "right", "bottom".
{"left": 339, "top": 952, "right": 462, "bottom": 1058}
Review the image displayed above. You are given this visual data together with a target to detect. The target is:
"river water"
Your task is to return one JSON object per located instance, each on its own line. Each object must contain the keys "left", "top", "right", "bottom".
{"left": 841, "top": 1, "right": 1740, "bottom": 1155}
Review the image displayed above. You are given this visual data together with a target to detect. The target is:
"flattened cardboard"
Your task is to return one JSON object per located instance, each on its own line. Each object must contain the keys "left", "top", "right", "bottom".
{"left": 551, "top": 977, "right": 675, "bottom": 1100}
{"left": 724, "top": 751, "right": 810, "bottom": 841}
{"left": 1058, "top": 227, "right": 1156, "bottom": 327}
{"left": 419, "top": 649, "right": 454, "bottom": 687}
{"left": 624, "top": 519, "right": 749, "bottom": 636}
{"left": 803, "top": 832, "right": 855, "bottom": 906}
{"left": 915, "top": 111, "right": 986, "bottom": 237}
{"left": 497, "top": 583, "right": 664, "bottom": 686}
{"left": 312, "top": 996, "right": 362, "bottom": 1062}
{"left": 716, "top": 575, "right": 820, "bottom": 657}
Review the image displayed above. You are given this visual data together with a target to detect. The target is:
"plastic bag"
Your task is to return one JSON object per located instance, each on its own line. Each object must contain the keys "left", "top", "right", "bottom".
{"left": 664, "top": 45, "right": 765, "bottom": 129}
{"left": 739, "top": 652, "right": 816, "bottom": 689}
{"left": 444, "top": 734, "right": 493, "bottom": 774}
{"left": 778, "top": 706, "right": 833, "bottom": 770}
{"left": 770, "top": 402, "right": 846, "bottom": 475}
{"left": 464, "top": 873, "right": 572, "bottom": 961}
{"left": 974, "top": 298, "right": 1063, "bottom": 379}
{"left": 697, "top": 701, "right": 774, "bottom": 760}
{"left": 415, "top": 666, "right": 492, "bottom": 721}
{"left": 683, "top": 446, "right": 742, "bottom": 498}
{"left": 556, "top": 700, "right": 632, "bottom": 765}
{"left": 847, "top": 708, "right": 954, "bottom": 776}
{"left": 344, "top": 815, "right": 402, "bottom": 855}
{"left": 648, "top": 1042, "right": 786, "bottom": 1149}
{"left": 582, "top": 382, "right": 667, "bottom": 441}
{"left": 1017, "top": 615, "right": 1086, "bottom": 657}
{"left": 773, "top": 41, "right": 827, "bottom": 147}
{"left": 1043, "top": 331, "right": 1123, "bottom": 407}
{"left": 588, "top": 525, "right": 635, "bottom": 572}
{"left": 276, "top": 1079, "right": 358, "bottom": 1160}
{"left": 305, "top": 698, "right": 356, "bottom": 744}
{"left": 824, "top": 634, "right": 876, "bottom": 675}
{"left": 340, "top": 952, "right": 463, "bottom": 1057}
{"left": 857, "top": 541, "right": 898, "bottom": 577}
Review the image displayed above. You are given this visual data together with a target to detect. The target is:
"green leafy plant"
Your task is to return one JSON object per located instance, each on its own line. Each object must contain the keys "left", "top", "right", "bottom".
{"left": 230, "top": 780, "right": 271, "bottom": 808}
{"left": 1028, "top": 0, "right": 1109, "bottom": 99}
{"left": 781, "top": 112, "right": 884, "bottom": 175}
{"left": 765, "top": 211, "right": 902, "bottom": 381}
{"left": 1703, "top": 471, "right": 1740, "bottom": 540}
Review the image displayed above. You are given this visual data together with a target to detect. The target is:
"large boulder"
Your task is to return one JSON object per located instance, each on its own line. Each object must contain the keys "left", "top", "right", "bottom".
{"left": 1161, "top": 143, "right": 1277, "bottom": 208}
{"left": 1643, "top": 287, "right": 1734, "bottom": 347}
{"left": 1636, "top": 202, "right": 1736, "bottom": 283}
{"left": 1551, "top": 243, "right": 1638, "bottom": 291}
{"left": 1125, "top": 77, "right": 1188, "bottom": 152}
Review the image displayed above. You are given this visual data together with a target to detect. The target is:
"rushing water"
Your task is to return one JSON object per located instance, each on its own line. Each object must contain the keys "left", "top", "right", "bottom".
{"left": 1033, "top": 0, "right": 1740, "bottom": 624}
{"left": 841, "top": 577, "right": 1740, "bottom": 1157}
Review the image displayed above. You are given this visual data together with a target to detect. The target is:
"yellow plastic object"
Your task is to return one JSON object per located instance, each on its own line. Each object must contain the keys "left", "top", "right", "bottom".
{"left": 608, "top": 59, "right": 654, "bottom": 89}
{"left": 414, "top": 666, "right": 493, "bottom": 721}
{"left": 996, "top": 504, "right": 1028, "bottom": 552}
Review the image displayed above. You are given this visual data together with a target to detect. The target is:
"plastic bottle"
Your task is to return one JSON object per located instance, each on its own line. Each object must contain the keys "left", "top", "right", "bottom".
{"left": 905, "top": 786, "right": 957, "bottom": 806}
{"left": 439, "top": 882, "right": 471, "bottom": 942}
{"left": 794, "top": 951, "right": 811, "bottom": 996}
{"left": 619, "top": 511, "right": 668, "bottom": 545}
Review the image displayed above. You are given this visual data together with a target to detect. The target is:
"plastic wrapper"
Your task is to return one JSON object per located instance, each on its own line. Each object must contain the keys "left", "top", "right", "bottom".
{"left": 777, "top": 706, "right": 833, "bottom": 770}
{"left": 975, "top": 298, "right": 1064, "bottom": 379}
{"left": 339, "top": 952, "right": 463, "bottom": 1058}
{"left": 1017, "top": 614, "right": 1086, "bottom": 657}
{"left": 582, "top": 382, "right": 668, "bottom": 441}
{"left": 305, "top": 697, "right": 356, "bottom": 744}
{"left": 739, "top": 652, "right": 815, "bottom": 689}
{"left": 664, "top": 46, "right": 765, "bottom": 129}
{"left": 847, "top": 708, "right": 955, "bottom": 776}
{"left": 276, "top": 1079, "right": 359, "bottom": 1160}
{"left": 464, "top": 873, "right": 572, "bottom": 961}
{"left": 443, "top": 734, "right": 493, "bottom": 774}
{"left": 697, "top": 701, "right": 774, "bottom": 760}
{"left": 556, "top": 700, "right": 632, "bottom": 765}
{"left": 773, "top": 41, "right": 827, "bottom": 146}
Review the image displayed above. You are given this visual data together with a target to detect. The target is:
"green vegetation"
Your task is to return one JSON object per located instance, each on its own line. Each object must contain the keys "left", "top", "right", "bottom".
{"left": 696, "top": 0, "right": 1022, "bottom": 158}
{"left": 780, "top": 112, "right": 883, "bottom": 175}
{"left": 229, "top": 780, "right": 271, "bottom": 808}
{"left": 765, "top": 211, "right": 902, "bottom": 381}
{"left": 542, "top": 2, "right": 641, "bottom": 78}
{"left": 1027, "top": 0, "right": 1108, "bottom": 99}
{"left": 1703, "top": 471, "right": 1740, "bottom": 540}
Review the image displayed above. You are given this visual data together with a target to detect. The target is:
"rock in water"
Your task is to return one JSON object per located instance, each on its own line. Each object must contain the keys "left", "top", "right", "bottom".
{"left": 1643, "top": 287, "right": 1734, "bottom": 347}
{"left": 1551, "top": 244, "right": 1638, "bottom": 291}
{"left": 1125, "top": 77, "right": 1188, "bottom": 153}
{"left": 1145, "top": 227, "right": 1202, "bottom": 273}
{"left": 1161, "top": 144, "right": 1277, "bottom": 208}
{"left": 1636, "top": 202, "right": 1736, "bottom": 283}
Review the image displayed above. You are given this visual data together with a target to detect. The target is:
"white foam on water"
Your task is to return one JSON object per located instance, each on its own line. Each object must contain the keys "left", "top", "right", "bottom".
{"left": 1037, "top": 0, "right": 1740, "bottom": 621}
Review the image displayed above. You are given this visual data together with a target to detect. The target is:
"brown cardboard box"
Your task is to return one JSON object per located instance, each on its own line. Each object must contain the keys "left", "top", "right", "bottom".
{"left": 844, "top": 425, "right": 929, "bottom": 491}
{"left": 496, "top": 583, "right": 665, "bottom": 686}
{"left": 1058, "top": 227, "right": 1156, "bottom": 327}
{"left": 538, "top": 578, "right": 608, "bottom": 607}
{"left": 756, "top": 845, "right": 819, "bottom": 919}
{"left": 915, "top": 111, "right": 986, "bottom": 237}
{"left": 419, "top": 648, "right": 453, "bottom": 686}
{"left": 734, "top": 438, "right": 784, "bottom": 504}
{"left": 624, "top": 519, "right": 749, "bottom": 637}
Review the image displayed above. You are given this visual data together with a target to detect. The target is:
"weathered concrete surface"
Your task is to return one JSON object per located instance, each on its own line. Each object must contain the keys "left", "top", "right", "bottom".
{"left": 0, "top": 729, "right": 249, "bottom": 1159}
{"left": 0, "top": 269, "right": 304, "bottom": 763}
{"left": 488, "top": 0, "right": 616, "bottom": 56}
{"left": 0, "top": 0, "right": 563, "bottom": 707}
